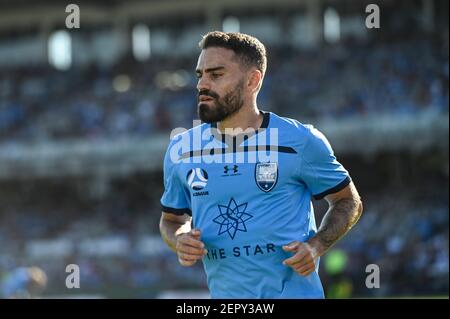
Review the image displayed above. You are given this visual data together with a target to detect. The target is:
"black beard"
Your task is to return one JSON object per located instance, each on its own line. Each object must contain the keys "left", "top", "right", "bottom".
{"left": 198, "top": 81, "right": 244, "bottom": 123}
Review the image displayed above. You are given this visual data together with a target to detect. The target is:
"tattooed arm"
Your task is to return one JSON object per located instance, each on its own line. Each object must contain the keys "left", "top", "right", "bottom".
{"left": 309, "top": 182, "right": 363, "bottom": 253}
{"left": 283, "top": 182, "right": 363, "bottom": 276}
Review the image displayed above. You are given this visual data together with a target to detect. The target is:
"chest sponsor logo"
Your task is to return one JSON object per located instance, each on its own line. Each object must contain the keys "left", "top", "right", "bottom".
{"left": 205, "top": 243, "right": 277, "bottom": 260}
{"left": 213, "top": 198, "right": 253, "bottom": 240}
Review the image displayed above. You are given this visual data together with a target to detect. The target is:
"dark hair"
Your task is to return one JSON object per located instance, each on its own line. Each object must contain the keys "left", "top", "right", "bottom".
{"left": 198, "top": 31, "right": 267, "bottom": 77}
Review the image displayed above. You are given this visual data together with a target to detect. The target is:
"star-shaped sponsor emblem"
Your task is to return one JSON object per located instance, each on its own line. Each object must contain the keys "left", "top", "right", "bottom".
{"left": 213, "top": 198, "right": 253, "bottom": 240}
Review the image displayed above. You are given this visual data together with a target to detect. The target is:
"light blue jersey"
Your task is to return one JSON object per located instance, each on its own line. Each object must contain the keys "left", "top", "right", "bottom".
{"left": 161, "top": 111, "right": 350, "bottom": 298}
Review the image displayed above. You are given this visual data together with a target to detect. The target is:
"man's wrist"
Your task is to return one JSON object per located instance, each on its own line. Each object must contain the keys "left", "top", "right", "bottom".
{"left": 306, "top": 236, "right": 327, "bottom": 258}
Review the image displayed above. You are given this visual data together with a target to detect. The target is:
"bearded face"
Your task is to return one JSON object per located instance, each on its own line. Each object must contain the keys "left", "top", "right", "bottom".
{"left": 196, "top": 47, "right": 249, "bottom": 124}
{"left": 197, "top": 79, "right": 245, "bottom": 123}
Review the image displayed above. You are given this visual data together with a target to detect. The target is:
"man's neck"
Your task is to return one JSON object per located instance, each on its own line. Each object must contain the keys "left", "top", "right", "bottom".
{"left": 217, "top": 105, "right": 263, "bottom": 135}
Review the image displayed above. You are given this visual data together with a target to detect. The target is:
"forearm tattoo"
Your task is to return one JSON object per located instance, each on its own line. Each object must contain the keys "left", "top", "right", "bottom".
{"left": 315, "top": 185, "right": 362, "bottom": 252}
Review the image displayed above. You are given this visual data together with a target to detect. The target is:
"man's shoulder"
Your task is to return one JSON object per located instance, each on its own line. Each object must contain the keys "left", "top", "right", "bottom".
{"left": 272, "top": 113, "right": 335, "bottom": 157}
{"left": 269, "top": 112, "right": 318, "bottom": 141}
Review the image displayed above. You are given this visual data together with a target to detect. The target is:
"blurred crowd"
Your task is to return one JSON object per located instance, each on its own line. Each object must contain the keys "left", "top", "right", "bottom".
{"left": 321, "top": 189, "right": 449, "bottom": 297}
{"left": 269, "top": 35, "right": 449, "bottom": 120}
{"left": 0, "top": 176, "right": 207, "bottom": 298}
{"left": 0, "top": 31, "right": 448, "bottom": 143}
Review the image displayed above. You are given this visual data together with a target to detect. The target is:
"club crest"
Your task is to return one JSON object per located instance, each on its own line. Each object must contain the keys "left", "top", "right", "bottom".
{"left": 255, "top": 162, "right": 278, "bottom": 192}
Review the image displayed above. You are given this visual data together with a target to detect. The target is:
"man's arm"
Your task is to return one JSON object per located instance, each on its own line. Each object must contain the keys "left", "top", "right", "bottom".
{"left": 283, "top": 182, "right": 363, "bottom": 276}
{"left": 159, "top": 212, "right": 192, "bottom": 252}
{"left": 308, "top": 181, "right": 363, "bottom": 255}
{"left": 159, "top": 212, "right": 207, "bottom": 266}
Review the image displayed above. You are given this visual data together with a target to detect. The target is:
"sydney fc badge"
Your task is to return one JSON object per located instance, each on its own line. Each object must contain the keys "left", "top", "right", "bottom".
{"left": 255, "top": 162, "right": 278, "bottom": 192}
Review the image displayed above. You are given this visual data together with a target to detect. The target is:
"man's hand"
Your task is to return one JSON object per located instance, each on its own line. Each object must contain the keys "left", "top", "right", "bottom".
{"left": 175, "top": 228, "right": 208, "bottom": 266}
{"left": 282, "top": 183, "right": 363, "bottom": 277}
{"left": 282, "top": 241, "right": 320, "bottom": 276}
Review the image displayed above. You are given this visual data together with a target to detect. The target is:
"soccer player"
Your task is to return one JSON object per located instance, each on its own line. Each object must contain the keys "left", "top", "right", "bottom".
{"left": 159, "top": 31, "right": 363, "bottom": 298}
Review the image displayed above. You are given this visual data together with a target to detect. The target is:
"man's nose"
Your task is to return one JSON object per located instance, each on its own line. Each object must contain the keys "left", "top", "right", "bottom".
{"left": 197, "top": 76, "right": 211, "bottom": 92}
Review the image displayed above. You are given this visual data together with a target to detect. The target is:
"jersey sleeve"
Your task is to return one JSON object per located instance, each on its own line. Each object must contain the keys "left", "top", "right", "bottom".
{"left": 160, "top": 138, "right": 192, "bottom": 216}
{"left": 298, "top": 126, "right": 351, "bottom": 200}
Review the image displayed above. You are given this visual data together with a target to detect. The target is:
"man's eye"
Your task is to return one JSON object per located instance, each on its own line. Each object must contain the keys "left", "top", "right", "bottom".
{"left": 211, "top": 73, "right": 222, "bottom": 78}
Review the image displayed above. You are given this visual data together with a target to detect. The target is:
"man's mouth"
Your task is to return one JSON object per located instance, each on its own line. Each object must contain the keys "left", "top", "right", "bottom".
{"left": 199, "top": 95, "right": 215, "bottom": 102}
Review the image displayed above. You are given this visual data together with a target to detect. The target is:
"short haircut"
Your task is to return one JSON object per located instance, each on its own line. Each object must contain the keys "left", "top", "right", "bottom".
{"left": 198, "top": 31, "right": 267, "bottom": 77}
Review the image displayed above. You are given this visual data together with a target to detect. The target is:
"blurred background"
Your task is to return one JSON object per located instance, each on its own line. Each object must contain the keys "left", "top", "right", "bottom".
{"left": 0, "top": 0, "right": 448, "bottom": 298}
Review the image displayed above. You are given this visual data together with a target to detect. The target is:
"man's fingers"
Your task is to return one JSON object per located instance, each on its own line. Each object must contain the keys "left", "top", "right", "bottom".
{"left": 282, "top": 255, "right": 298, "bottom": 266}
{"left": 177, "top": 245, "right": 208, "bottom": 256}
{"left": 283, "top": 249, "right": 308, "bottom": 266}
{"left": 178, "top": 257, "right": 197, "bottom": 267}
{"left": 177, "top": 252, "right": 203, "bottom": 262}
{"left": 178, "top": 234, "right": 205, "bottom": 249}
{"left": 178, "top": 248, "right": 207, "bottom": 266}
{"left": 176, "top": 230, "right": 207, "bottom": 265}
{"left": 190, "top": 229, "right": 201, "bottom": 237}
{"left": 293, "top": 259, "right": 314, "bottom": 270}
{"left": 282, "top": 241, "right": 300, "bottom": 252}
{"left": 282, "top": 241, "right": 317, "bottom": 276}
{"left": 295, "top": 263, "right": 315, "bottom": 276}
{"left": 179, "top": 235, "right": 204, "bottom": 248}
{"left": 290, "top": 252, "right": 313, "bottom": 267}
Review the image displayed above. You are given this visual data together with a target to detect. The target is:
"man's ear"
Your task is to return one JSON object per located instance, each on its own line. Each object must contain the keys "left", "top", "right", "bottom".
{"left": 247, "top": 69, "right": 263, "bottom": 92}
